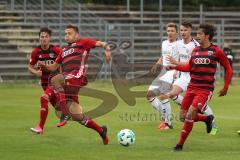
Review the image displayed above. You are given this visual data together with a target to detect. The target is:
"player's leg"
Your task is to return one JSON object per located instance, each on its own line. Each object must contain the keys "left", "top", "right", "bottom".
{"left": 147, "top": 70, "right": 174, "bottom": 106}
{"left": 169, "top": 77, "right": 187, "bottom": 106}
{"left": 146, "top": 90, "right": 163, "bottom": 112}
{"left": 201, "top": 104, "right": 218, "bottom": 135}
{"left": 173, "top": 91, "right": 194, "bottom": 151}
{"left": 171, "top": 78, "right": 218, "bottom": 134}
{"left": 51, "top": 74, "right": 70, "bottom": 127}
{"left": 174, "top": 105, "right": 197, "bottom": 151}
{"left": 174, "top": 91, "right": 214, "bottom": 151}
{"left": 146, "top": 75, "right": 167, "bottom": 128}
{"left": 160, "top": 84, "right": 183, "bottom": 129}
{"left": 194, "top": 92, "right": 214, "bottom": 134}
{"left": 148, "top": 71, "right": 174, "bottom": 129}
{"left": 68, "top": 100, "right": 109, "bottom": 145}
{"left": 30, "top": 93, "right": 49, "bottom": 134}
{"left": 158, "top": 94, "right": 173, "bottom": 129}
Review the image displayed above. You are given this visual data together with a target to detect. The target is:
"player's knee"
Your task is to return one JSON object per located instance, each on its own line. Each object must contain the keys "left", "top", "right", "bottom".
{"left": 51, "top": 74, "right": 64, "bottom": 87}
{"left": 41, "top": 94, "right": 49, "bottom": 102}
{"left": 71, "top": 113, "right": 86, "bottom": 124}
{"left": 40, "top": 95, "right": 49, "bottom": 109}
{"left": 186, "top": 107, "right": 198, "bottom": 120}
{"left": 146, "top": 91, "right": 155, "bottom": 100}
{"left": 51, "top": 77, "right": 58, "bottom": 86}
{"left": 159, "top": 94, "right": 168, "bottom": 100}
{"left": 168, "top": 92, "right": 178, "bottom": 99}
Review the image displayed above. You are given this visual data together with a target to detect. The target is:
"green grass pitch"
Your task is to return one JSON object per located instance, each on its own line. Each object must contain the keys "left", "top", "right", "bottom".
{"left": 0, "top": 81, "right": 239, "bottom": 160}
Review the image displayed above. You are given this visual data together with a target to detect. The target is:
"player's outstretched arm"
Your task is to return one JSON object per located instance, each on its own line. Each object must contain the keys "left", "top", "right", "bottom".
{"left": 95, "top": 41, "right": 112, "bottom": 63}
{"left": 37, "top": 61, "right": 60, "bottom": 72}
{"left": 28, "top": 64, "right": 42, "bottom": 77}
{"left": 175, "top": 60, "right": 191, "bottom": 72}
{"left": 167, "top": 55, "right": 187, "bottom": 65}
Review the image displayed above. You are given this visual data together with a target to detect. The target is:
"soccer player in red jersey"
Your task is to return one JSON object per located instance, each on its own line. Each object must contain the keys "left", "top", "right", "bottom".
{"left": 167, "top": 23, "right": 232, "bottom": 151}
{"left": 38, "top": 24, "right": 111, "bottom": 145}
{"left": 28, "top": 27, "right": 63, "bottom": 134}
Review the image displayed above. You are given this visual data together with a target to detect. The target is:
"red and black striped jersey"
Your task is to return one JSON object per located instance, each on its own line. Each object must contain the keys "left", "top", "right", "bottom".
{"left": 55, "top": 38, "right": 96, "bottom": 78}
{"left": 176, "top": 44, "right": 232, "bottom": 91}
{"left": 29, "top": 45, "right": 62, "bottom": 88}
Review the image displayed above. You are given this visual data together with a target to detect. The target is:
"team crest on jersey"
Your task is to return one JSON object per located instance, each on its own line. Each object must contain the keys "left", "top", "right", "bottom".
{"left": 49, "top": 53, "right": 55, "bottom": 58}
{"left": 208, "top": 51, "right": 213, "bottom": 55}
{"left": 71, "top": 43, "right": 77, "bottom": 47}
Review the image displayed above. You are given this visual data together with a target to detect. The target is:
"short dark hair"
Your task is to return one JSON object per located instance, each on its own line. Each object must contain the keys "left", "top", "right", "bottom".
{"left": 65, "top": 24, "right": 79, "bottom": 33}
{"left": 39, "top": 27, "right": 52, "bottom": 37}
{"left": 181, "top": 21, "right": 192, "bottom": 28}
{"left": 199, "top": 23, "right": 215, "bottom": 41}
{"left": 166, "top": 22, "right": 178, "bottom": 32}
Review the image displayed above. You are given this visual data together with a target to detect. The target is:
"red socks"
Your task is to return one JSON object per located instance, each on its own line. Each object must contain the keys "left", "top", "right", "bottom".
{"left": 177, "top": 119, "right": 194, "bottom": 145}
{"left": 177, "top": 114, "right": 208, "bottom": 146}
{"left": 39, "top": 96, "right": 49, "bottom": 129}
{"left": 194, "top": 114, "right": 207, "bottom": 122}
{"left": 85, "top": 118, "right": 103, "bottom": 134}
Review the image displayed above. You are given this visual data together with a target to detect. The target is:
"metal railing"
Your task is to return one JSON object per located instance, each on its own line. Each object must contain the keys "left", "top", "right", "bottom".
{"left": 2, "top": 0, "right": 240, "bottom": 79}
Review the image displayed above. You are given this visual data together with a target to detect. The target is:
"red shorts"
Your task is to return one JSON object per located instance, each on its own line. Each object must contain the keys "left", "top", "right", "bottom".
{"left": 181, "top": 88, "right": 213, "bottom": 112}
{"left": 64, "top": 73, "right": 88, "bottom": 104}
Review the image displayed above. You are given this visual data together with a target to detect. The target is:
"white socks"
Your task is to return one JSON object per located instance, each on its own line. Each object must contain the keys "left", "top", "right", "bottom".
{"left": 149, "top": 97, "right": 172, "bottom": 126}
{"left": 161, "top": 99, "right": 172, "bottom": 126}
{"left": 172, "top": 95, "right": 183, "bottom": 106}
{"left": 203, "top": 105, "right": 213, "bottom": 115}
{"left": 149, "top": 97, "right": 166, "bottom": 121}
{"left": 149, "top": 97, "right": 163, "bottom": 112}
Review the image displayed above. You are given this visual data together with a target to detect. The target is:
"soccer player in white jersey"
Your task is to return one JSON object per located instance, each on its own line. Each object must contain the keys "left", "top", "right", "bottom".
{"left": 163, "top": 21, "right": 218, "bottom": 134}
{"left": 146, "top": 23, "right": 179, "bottom": 130}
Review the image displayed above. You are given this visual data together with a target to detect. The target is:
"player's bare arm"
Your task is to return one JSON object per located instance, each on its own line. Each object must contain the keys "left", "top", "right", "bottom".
{"left": 151, "top": 57, "right": 163, "bottom": 75}
{"left": 95, "top": 41, "right": 112, "bottom": 63}
{"left": 156, "top": 57, "right": 163, "bottom": 64}
{"left": 28, "top": 64, "right": 42, "bottom": 77}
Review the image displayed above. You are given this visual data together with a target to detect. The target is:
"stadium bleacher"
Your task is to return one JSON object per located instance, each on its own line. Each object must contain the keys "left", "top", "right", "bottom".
{"left": 0, "top": 1, "right": 239, "bottom": 81}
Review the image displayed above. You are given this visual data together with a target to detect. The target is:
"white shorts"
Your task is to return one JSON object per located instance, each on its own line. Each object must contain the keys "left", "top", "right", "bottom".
{"left": 173, "top": 72, "right": 190, "bottom": 91}
{"left": 148, "top": 69, "right": 175, "bottom": 95}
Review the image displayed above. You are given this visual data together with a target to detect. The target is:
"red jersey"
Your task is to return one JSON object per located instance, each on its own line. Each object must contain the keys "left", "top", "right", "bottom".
{"left": 176, "top": 44, "right": 232, "bottom": 91}
{"left": 29, "top": 45, "right": 62, "bottom": 88}
{"left": 55, "top": 38, "right": 97, "bottom": 78}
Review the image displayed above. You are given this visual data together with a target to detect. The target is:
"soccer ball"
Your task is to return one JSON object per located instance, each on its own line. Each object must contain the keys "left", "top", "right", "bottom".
{"left": 117, "top": 129, "right": 135, "bottom": 146}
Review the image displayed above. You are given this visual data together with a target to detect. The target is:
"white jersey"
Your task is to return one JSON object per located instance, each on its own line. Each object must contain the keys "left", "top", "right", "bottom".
{"left": 173, "top": 38, "right": 199, "bottom": 91}
{"left": 161, "top": 40, "right": 178, "bottom": 66}
{"left": 148, "top": 39, "right": 178, "bottom": 94}
{"left": 176, "top": 39, "right": 199, "bottom": 63}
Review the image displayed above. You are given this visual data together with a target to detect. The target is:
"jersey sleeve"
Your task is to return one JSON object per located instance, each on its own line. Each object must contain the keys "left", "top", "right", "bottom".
{"left": 82, "top": 37, "right": 97, "bottom": 50}
{"left": 55, "top": 51, "right": 62, "bottom": 64}
{"left": 175, "top": 58, "right": 192, "bottom": 72}
{"left": 216, "top": 47, "right": 233, "bottom": 90}
{"left": 29, "top": 49, "right": 38, "bottom": 65}
{"left": 55, "top": 46, "right": 62, "bottom": 57}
